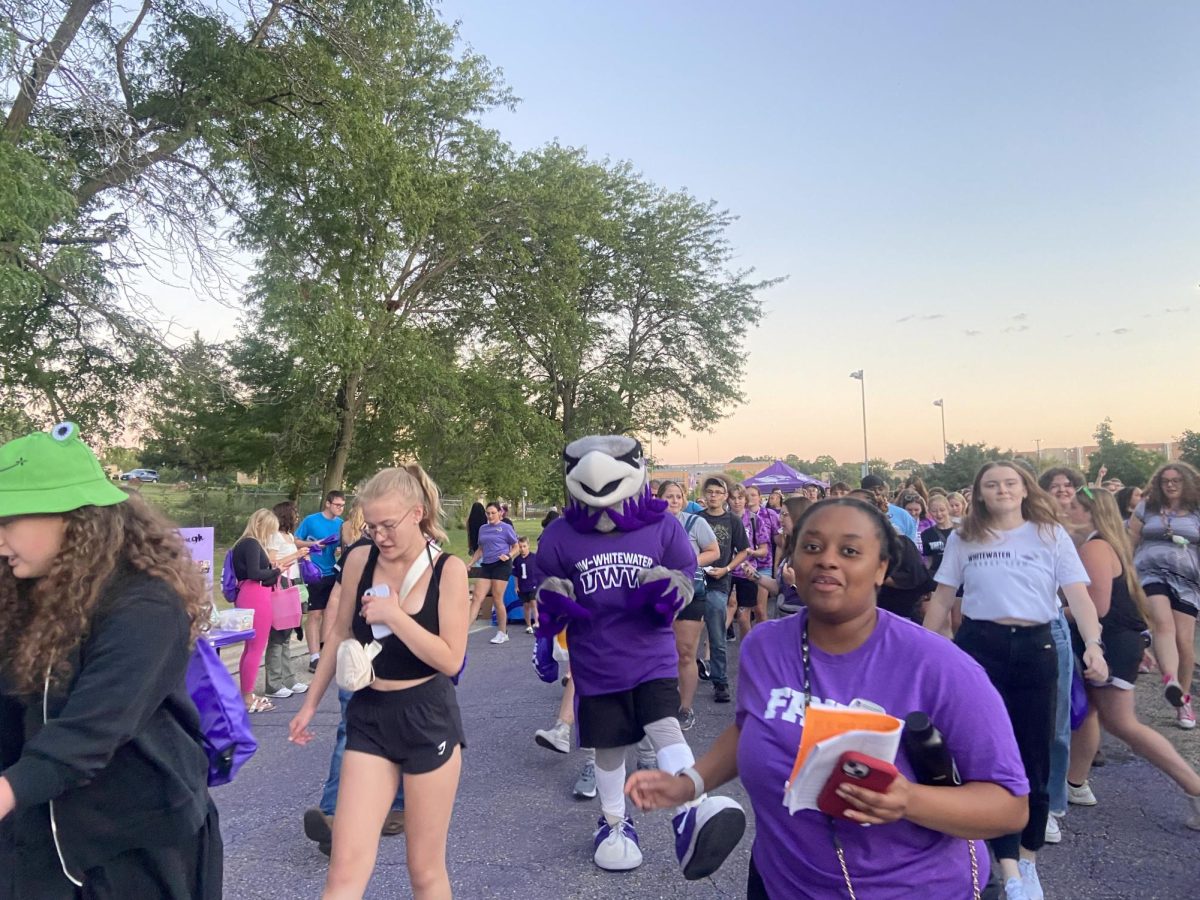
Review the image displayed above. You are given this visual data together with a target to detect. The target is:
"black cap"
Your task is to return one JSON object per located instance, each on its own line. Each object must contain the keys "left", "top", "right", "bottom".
{"left": 861, "top": 474, "right": 887, "bottom": 490}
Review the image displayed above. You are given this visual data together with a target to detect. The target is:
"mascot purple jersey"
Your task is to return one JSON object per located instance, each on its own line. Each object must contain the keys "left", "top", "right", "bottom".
{"left": 537, "top": 514, "right": 695, "bottom": 696}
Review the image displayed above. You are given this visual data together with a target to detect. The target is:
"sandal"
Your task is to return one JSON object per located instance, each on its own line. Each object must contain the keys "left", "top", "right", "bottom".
{"left": 247, "top": 696, "right": 276, "bottom": 714}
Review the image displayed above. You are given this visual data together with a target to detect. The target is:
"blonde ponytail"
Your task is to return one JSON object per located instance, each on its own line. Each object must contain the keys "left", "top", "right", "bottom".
{"left": 358, "top": 465, "right": 448, "bottom": 545}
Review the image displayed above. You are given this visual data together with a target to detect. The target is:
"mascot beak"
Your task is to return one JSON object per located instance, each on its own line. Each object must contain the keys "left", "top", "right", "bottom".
{"left": 568, "top": 450, "right": 640, "bottom": 501}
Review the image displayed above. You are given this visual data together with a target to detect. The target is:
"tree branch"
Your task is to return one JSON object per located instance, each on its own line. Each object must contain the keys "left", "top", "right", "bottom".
{"left": 114, "top": 0, "right": 152, "bottom": 121}
{"left": 74, "top": 125, "right": 196, "bottom": 207}
{"left": 3, "top": 0, "right": 101, "bottom": 141}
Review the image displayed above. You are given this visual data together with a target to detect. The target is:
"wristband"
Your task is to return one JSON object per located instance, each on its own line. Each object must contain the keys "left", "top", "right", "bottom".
{"left": 679, "top": 766, "right": 705, "bottom": 800}
{"left": 1085, "top": 637, "right": 1106, "bottom": 651}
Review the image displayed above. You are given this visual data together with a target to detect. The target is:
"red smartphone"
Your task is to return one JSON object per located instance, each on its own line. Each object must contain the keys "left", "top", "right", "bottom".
{"left": 817, "top": 751, "right": 900, "bottom": 819}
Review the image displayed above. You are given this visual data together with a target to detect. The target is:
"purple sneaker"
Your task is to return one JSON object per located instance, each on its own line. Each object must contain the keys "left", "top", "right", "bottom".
{"left": 593, "top": 815, "right": 643, "bottom": 871}
{"left": 673, "top": 796, "right": 746, "bottom": 880}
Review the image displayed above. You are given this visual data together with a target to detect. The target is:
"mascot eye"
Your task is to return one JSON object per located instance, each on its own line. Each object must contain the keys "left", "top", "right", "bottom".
{"left": 614, "top": 441, "right": 644, "bottom": 467}
{"left": 51, "top": 422, "right": 76, "bottom": 442}
{"left": 562, "top": 450, "right": 581, "bottom": 472}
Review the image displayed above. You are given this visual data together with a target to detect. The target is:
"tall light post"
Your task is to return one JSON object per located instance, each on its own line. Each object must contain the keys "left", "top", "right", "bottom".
{"left": 1034, "top": 438, "right": 1042, "bottom": 468}
{"left": 933, "top": 399, "right": 947, "bottom": 461}
{"left": 850, "top": 370, "right": 868, "bottom": 477}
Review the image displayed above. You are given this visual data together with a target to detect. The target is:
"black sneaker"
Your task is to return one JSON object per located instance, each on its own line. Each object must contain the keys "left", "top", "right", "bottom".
{"left": 308, "top": 657, "right": 319, "bottom": 674}
{"left": 696, "top": 658, "right": 711, "bottom": 681}
{"left": 713, "top": 683, "right": 731, "bottom": 703}
{"left": 725, "top": 626, "right": 736, "bottom": 642}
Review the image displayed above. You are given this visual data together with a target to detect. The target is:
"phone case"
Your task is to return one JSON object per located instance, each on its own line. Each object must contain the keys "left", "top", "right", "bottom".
{"left": 816, "top": 751, "right": 900, "bottom": 819}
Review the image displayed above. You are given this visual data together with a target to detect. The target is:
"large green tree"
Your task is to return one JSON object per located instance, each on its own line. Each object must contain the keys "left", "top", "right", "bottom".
{"left": 1178, "top": 429, "right": 1200, "bottom": 471}
{"left": 455, "top": 144, "right": 777, "bottom": 444}
{"left": 1086, "top": 419, "right": 1164, "bottom": 487}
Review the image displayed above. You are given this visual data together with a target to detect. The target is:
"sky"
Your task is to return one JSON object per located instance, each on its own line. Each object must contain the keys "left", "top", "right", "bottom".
{"left": 156, "top": 1, "right": 1200, "bottom": 466}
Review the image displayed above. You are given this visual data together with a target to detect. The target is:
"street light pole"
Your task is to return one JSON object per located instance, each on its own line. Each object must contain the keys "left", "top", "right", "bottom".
{"left": 933, "top": 399, "right": 947, "bottom": 461}
{"left": 850, "top": 370, "right": 868, "bottom": 477}
{"left": 1035, "top": 438, "right": 1042, "bottom": 468}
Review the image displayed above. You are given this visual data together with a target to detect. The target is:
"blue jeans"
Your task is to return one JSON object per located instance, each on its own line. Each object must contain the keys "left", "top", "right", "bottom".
{"left": 320, "top": 688, "right": 404, "bottom": 815}
{"left": 1048, "top": 613, "right": 1072, "bottom": 815}
{"left": 701, "top": 588, "right": 730, "bottom": 687}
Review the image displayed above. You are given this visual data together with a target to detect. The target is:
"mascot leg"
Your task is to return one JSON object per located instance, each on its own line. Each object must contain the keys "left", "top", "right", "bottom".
{"left": 591, "top": 747, "right": 642, "bottom": 871}
{"left": 643, "top": 717, "right": 747, "bottom": 881}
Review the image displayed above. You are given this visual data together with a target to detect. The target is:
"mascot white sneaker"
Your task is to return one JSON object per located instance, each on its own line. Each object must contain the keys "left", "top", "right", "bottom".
{"left": 531, "top": 435, "right": 745, "bottom": 878}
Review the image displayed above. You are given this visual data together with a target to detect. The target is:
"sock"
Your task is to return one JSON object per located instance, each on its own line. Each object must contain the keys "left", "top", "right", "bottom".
{"left": 1068, "top": 780, "right": 1083, "bottom": 788}
{"left": 310, "top": 652, "right": 320, "bottom": 661}
{"left": 594, "top": 747, "right": 627, "bottom": 825}
{"left": 642, "top": 717, "right": 696, "bottom": 814}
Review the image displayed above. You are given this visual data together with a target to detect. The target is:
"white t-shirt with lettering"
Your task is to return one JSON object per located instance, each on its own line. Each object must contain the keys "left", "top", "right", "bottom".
{"left": 934, "top": 521, "right": 1089, "bottom": 624}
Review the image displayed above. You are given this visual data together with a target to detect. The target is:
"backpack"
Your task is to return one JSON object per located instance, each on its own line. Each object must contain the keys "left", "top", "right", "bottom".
{"left": 683, "top": 515, "right": 708, "bottom": 596}
{"left": 220, "top": 548, "right": 238, "bottom": 602}
{"left": 185, "top": 637, "right": 258, "bottom": 786}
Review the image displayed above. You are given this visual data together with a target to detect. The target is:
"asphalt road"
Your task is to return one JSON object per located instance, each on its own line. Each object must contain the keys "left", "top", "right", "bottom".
{"left": 216, "top": 626, "right": 1198, "bottom": 899}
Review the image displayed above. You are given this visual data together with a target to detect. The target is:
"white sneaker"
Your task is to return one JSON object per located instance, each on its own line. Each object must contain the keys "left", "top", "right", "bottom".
{"left": 524, "top": 625, "right": 534, "bottom": 634}
{"left": 489, "top": 631, "right": 510, "bottom": 644}
{"left": 1043, "top": 813, "right": 1061, "bottom": 844}
{"left": 264, "top": 687, "right": 293, "bottom": 699}
{"left": 1067, "top": 781, "right": 1097, "bottom": 806}
{"left": 593, "top": 815, "right": 642, "bottom": 871}
{"left": 534, "top": 721, "right": 571, "bottom": 754}
{"left": 1004, "top": 877, "right": 1029, "bottom": 900}
{"left": 288, "top": 682, "right": 309, "bottom": 694}
{"left": 1018, "top": 859, "right": 1044, "bottom": 900}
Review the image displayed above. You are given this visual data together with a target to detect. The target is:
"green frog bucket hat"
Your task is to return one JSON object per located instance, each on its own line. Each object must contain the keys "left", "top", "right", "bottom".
{"left": 0, "top": 422, "right": 129, "bottom": 517}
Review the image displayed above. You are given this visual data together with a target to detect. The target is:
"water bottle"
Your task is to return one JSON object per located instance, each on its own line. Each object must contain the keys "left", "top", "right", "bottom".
{"left": 902, "top": 711, "right": 961, "bottom": 787}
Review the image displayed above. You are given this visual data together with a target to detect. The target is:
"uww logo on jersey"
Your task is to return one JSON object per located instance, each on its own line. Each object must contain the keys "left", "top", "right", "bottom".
{"left": 575, "top": 551, "right": 654, "bottom": 595}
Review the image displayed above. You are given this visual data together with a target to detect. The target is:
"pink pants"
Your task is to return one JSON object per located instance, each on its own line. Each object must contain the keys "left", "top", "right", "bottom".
{"left": 235, "top": 580, "right": 274, "bottom": 695}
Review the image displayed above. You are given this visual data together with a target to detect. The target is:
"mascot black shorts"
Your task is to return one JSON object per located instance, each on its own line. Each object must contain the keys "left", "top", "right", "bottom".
{"left": 577, "top": 678, "right": 680, "bottom": 749}
{"left": 345, "top": 675, "right": 466, "bottom": 774}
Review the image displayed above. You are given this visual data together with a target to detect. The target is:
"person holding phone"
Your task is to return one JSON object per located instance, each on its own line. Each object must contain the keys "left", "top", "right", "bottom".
{"left": 627, "top": 498, "right": 1029, "bottom": 899}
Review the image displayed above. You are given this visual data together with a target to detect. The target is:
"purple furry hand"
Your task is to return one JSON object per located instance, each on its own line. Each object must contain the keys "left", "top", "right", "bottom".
{"left": 628, "top": 577, "right": 688, "bottom": 626}
{"left": 535, "top": 587, "right": 591, "bottom": 639}
{"left": 531, "top": 637, "right": 559, "bottom": 683}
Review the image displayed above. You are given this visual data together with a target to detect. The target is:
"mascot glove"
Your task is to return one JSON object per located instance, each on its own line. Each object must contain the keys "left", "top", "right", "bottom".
{"left": 628, "top": 566, "right": 693, "bottom": 627}
{"left": 535, "top": 577, "right": 591, "bottom": 640}
{"left": 531, "top": 636, "right": 559, "bottom": 683}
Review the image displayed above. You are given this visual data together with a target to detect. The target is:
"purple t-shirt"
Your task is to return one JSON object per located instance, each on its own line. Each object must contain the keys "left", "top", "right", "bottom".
{"left": 536, "top": 515, "right": 696, "bottom": 696}
{"left": 477, "top": 521, "right": 519, "bottom": 564}
{"left": 740, "top": 506, "right": 780, "bottom": 574}
{"left": 736, "top": 609, "right": 1029, "bottom": 899}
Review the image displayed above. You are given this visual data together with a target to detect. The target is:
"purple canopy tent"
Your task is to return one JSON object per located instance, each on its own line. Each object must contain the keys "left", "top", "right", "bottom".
{"left": 742, "top": 460, "right": 827, "bottom": 492}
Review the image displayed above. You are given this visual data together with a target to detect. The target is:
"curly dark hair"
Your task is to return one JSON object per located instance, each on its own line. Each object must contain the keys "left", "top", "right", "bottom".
{"left": 0, "top": 493, "right": 210, "bottom": 695}
{"left": 1144, "top": 462, "right": 1200, "bottom": 514}
{"left": 272, "top": 500, "right": 298, "bottom": 534}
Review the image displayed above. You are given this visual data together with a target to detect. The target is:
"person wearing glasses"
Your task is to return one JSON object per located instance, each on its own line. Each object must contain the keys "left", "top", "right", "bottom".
{"left": 925, "top": 462, "right": 1107, "bottom": 900}
{"left": 1130, "top": 462, "right": 1200, "bottom": 728}
{"left": 1063, "top": 487, "right": 1200, "bottom": 828}
{"left": 290, "top": 466, "right": 468, "bottom": 899}
{"left": 298, "top": 491, "right": 347, "bottom": 673}
{"left": 467, "top": 502, "right": 520, "bottom": 645}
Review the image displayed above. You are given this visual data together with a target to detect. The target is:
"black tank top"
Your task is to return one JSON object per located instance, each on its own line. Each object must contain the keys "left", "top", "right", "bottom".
{"left": 352, "top": 543, "right": 448, "bottom": 681}
{"left": 1085, "top": 537, "right": 1147, "bottom": 634}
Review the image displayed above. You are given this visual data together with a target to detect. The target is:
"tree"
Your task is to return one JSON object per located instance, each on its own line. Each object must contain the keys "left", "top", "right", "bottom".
{"left": 1179, "top": 430, "right": 1200, "bottom": 471}
{"left": 893, "top": 458, "right": 921, "bottom": 472}
{"left": 458, "top": 145, "right": 777, "bottom": 443}
{"left": 917, "top": 442, "right": 1013, "bottom": 490}
{"left": 140, "top": 334, "right": 240, "bottom": 479}
{"left": 1, "top": 0, "right": 332, "bottom": 435}
{"left": 1086, "top": 419, "right": 1163, "bottom": 486}
{"left": 228, "top": 1, "right": 513, "bottom": 493}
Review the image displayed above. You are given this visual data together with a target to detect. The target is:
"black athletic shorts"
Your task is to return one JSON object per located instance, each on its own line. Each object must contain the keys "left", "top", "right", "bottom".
{"left": 733, "top": 578, "right": 759, "bottom": 609}
{"left": 345, "top": 675, "right": 466, "bottom": 774}
{"left": 1070, "top": 625, "right": 1145, "bottom": 690}
{"left": 477, "top": 559, "right": 513, "bottom": 582}
{"left": 1143, "top": 581, "right": 1199, "bottom": 618}
{"left": 306, "top": 574, "right": 336, "bottom": 611}
{"left": 577, "top": 678, "right": 680, "bottom": 749}
{"left": 518, "top": 590, "right": 535, "bottom": 604}
{"left": 677, "top": 594, "right": 706, "bottom": 622}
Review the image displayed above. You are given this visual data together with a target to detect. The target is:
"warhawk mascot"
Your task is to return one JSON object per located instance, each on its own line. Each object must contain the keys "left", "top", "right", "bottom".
{"left": 532, "top": 435, "right": 745, "bottom": 876}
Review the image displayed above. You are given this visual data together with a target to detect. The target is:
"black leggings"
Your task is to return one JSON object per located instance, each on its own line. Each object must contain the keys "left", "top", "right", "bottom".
{"left": 955, "top": 618, "right": 1056, "bottom": 860}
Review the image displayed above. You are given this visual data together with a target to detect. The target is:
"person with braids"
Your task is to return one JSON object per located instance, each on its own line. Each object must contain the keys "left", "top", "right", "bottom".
{"left": 627, "top": 498, "right": 1029, "bottom": 899}
{"left": 290, "top": 465, "right": 468, "bottom": 900}
{"left": 0, "top": 423, "right": 221, "bottom": 898}
{"left": 1063, "top": 486, "right": 1200, "bottom": 828}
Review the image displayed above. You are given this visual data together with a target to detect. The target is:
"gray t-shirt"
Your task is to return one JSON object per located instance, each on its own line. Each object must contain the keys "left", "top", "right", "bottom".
{"left": 678, "top": 511, "right": 717, "bottom": 578}
{"left": 1134, "top": 500, "right": 1200, "bottom": 609}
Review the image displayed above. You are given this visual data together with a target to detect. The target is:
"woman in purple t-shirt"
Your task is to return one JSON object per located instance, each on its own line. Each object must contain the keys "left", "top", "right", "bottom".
{"left": 468, "top": 502, "right": 519, "bottom": 644}
{"left": 627, "top": 499, "right": 1030, "bottom": 899}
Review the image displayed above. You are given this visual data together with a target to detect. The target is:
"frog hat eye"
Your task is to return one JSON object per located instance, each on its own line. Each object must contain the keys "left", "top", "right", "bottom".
{"left": 52, "top": 422, "right": 77, "bottom": 442}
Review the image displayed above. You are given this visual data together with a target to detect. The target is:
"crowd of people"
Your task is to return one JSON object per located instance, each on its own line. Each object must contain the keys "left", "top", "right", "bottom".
{"left": 1, "top": 420, "right": 1198, "bottom": 899}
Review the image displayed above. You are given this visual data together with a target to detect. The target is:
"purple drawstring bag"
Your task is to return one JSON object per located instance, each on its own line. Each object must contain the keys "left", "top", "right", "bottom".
{"left": 186, "top": 637, "right": 258, "bottom": 785}
{"left": 1069, "top": 665, "right": 1089, "bottom": 731}
{"left": 299, "top": 557, "right": 322, "bottom": 585}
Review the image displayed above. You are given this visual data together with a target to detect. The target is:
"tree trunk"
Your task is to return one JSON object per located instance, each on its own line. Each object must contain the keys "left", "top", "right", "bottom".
{"left": 323, "top": 369, "right": 362, "bottom": 494}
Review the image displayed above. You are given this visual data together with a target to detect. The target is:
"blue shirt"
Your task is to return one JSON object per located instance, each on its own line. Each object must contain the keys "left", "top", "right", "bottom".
{"left": 684, "top": 500, "right": 705, "bottom": 514}
{"left": 886, "top": 504, "right": 919, "bottom": 543}
{"left": 297, "top": 512, "right": 342, "bottom": 575}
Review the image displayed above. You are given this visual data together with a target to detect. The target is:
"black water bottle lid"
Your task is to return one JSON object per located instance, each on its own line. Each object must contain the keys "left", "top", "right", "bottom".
{"left": 904, "top": 711, "right": 933, "bottom": 735}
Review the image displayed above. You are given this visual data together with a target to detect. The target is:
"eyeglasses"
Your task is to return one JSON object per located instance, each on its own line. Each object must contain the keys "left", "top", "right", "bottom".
{"left": 1162, "top": 478, "right": 1183, "bottom": 487}
{"left": 704, "top": 488, "right": 727, "bottom": 496}
{"left": 363, "top": 511, "right": 412, "bottom": 539}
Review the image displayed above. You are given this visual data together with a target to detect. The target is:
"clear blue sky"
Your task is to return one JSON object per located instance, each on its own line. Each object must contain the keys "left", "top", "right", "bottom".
{"left": 437, "top": 0, "right": 1200, "bottom": 464}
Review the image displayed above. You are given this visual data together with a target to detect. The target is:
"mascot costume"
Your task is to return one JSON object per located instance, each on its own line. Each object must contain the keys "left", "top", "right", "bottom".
{"left": 532, "top": 435, "right": 745, "bottom": 877}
